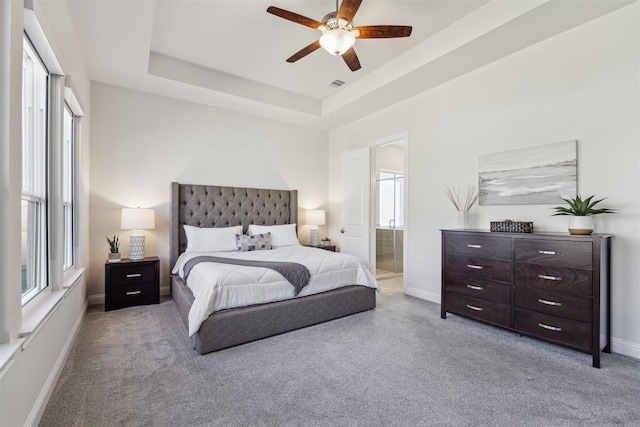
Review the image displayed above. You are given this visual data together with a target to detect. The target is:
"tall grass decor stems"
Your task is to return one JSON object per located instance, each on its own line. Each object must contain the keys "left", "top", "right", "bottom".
{"left": 444, "top": 184, "right": 479, "bottom": 212}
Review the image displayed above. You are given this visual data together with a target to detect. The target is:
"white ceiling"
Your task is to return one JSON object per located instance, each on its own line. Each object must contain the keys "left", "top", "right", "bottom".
{"left": 65, "top": 0, "right": 634, "bottom": 130}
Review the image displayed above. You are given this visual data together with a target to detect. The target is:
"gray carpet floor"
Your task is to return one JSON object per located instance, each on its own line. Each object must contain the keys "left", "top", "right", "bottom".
{"left": 40, "top": 290, "right": 640, "bottom": 426}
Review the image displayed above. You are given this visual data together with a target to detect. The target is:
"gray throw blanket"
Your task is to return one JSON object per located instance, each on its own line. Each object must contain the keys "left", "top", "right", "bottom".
{"left": 182, "top": 255, "right": 311, "bottom": 295}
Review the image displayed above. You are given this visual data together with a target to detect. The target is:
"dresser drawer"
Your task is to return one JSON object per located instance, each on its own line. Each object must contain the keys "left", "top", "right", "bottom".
{"left": 515, "top": 239, "right": 592, "bottom": 269}
{"left": 514, "top": 286, "right": 592, "bottom": 323}
{"left": 515, "top": 264, "right": 592, "bottom": 295}
{"left": 445, "top": 254, "right": 511, "bottom": 282}
{"left": 446, "top": 293, "right": 510, "bottom": 328}
{"left": 110, "top": 264, "right": 156, "bottom": 286}
{"left": 445, "top": 234, "right": 510, "bottom": 260}
{"left": 514, "top": 308, "right": 591, "bottom": 352}
{"left": 445, "top": 271, "right": 510, "bottom": 305}
{"left": 109, "top": 282, "right": 158, "bottom": 308}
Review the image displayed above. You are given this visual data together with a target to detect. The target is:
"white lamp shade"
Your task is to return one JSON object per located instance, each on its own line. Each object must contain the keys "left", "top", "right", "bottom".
{"left": 306, "top": 209, "right": 326, "bottom": 226}
{"left": 121, "top": 208, "right": 155, "bottom": 230}
{"left": 320, "top": 29, "right": 356, "bottom": 56}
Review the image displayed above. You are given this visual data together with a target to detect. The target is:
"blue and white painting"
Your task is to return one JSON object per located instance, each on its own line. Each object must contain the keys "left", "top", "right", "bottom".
{"left": 479, "top": 140, "right": 577, "bottom": 205}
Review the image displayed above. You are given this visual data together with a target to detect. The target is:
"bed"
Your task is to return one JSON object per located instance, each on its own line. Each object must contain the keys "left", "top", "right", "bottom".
{"left": 170, "top": 182, "right": 378, "bottom": 354}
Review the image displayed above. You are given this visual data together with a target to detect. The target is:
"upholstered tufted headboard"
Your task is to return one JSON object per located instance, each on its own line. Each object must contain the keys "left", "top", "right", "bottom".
{"left": 170, "top": 182, "right": 298, "bottom": 268}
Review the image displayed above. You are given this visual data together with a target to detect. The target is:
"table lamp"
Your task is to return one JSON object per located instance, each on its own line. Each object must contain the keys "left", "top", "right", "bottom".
{"left": 121, "top": 208, "right": 155, "bottom": 260}
{"left": 306, "top": 209, "right": 325, "bottom": 247}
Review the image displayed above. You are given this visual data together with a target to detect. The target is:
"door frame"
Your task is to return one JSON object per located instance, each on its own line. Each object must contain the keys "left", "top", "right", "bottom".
{"left": 369, "top": 132, "right": 408, "bottom": 285}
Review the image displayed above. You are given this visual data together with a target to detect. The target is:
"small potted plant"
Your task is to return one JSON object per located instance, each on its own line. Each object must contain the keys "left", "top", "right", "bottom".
{"left": 552, "top": 194, "right": 615, "bottom": 235}
{"left": 106, "top": 235, "right": 121, "bottom": 263}
{"left": 321, "top": 237, "right": 331, "bottom": 247}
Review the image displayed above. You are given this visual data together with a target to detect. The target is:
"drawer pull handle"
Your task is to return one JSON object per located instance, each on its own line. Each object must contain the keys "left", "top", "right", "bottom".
{"left": 467, "top": 244, "right": 482, "bottom": 249}
{"left": 466, "top": 284, "right": 484, "bottom": 291}
{"left": 538, "top": 274, "right": 562, "bottom": 281}
{"left": 538, "top": 250, "right": 557, "bottom": 255}
{"left": 126, "top": 291, "right": 142, "bottom": 296}
{"left": 126, "top": 273, "right": 142, "bottom": 278}
{"left": 538, "top": 298, "right": 562, "bottom": 307}
{"left": 538, "top": 322, "right": 562, "bottom": 332}
{"left": 466, "top": 304, "right": 483, "bottom": 311}
{"left": 467, "top": 264, "right": 483, "bottom": 270}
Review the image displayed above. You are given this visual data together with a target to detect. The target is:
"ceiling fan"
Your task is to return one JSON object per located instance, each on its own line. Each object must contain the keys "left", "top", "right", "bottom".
{"left": 267, "top": 0, "right": 412, "bottom": 72}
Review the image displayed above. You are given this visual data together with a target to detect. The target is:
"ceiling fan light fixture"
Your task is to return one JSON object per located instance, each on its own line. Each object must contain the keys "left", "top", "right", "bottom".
{"left": 319, "top": 29, "right": 356, "bottom": 56}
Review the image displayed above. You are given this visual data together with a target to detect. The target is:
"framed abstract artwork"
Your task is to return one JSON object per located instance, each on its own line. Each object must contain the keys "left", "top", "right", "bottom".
{"left": 479, "top": 140, "right": 577, "bottom": 205}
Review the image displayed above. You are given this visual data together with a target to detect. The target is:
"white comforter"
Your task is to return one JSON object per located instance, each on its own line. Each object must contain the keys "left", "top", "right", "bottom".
{"left": 172, "top": 245, "right": 379, "bottom": 336}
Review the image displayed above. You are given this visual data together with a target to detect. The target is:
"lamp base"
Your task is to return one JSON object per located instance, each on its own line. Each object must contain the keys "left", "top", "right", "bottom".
{"left": 310, "top": 228, "right": 319, "bottom": 247}
{"left": 129, "top": 235, "right": 145, "bottom": 260}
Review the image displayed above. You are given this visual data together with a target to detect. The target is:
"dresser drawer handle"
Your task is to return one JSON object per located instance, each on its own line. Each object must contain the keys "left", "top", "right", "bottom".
{"left": 466, "top": 304, "right": 483, "bottom": 311}
{"left": 467, "top": 264, "right": 483, "bottom": 270}
{"left": 466, "top": 284, "right": 484, "bottom": 291}
{"left": 467, "top": 244, "right": 482, "bottom": 249}
{"left": 538, "top": 274, "right": 562, "bottom": 281}
{"left": 538, "top": 322, "right": 562, "bottom": 332}
{"left": 126, "top": 273, "right": 142, "bottom": 278}
{"left": 538, "top": 298, "right": 562, "bottom": 307}
{"left": 126, "top": 290, "right": 142, "bottom": 296}
{"left": 538, "top": 250, "right": 557, "bottom": 255}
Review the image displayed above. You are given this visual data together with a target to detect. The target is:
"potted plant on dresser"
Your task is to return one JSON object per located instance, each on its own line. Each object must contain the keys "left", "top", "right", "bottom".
{"left": 106, "top": 235, "right": 121, "bottom": 262}
{"left": 552, "top": 194, "right": 616, "bottom": 235}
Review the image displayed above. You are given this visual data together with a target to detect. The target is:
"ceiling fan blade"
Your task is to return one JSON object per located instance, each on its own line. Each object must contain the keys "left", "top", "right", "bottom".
{"left": 267, "top": 6, "right": 323, "bottom": 30}
{"left": 286, "top": 40, "right": 322, "bottom": 63}
{"left": 354, "top": 25, "right": 413, "bottom": 39}
{"left": 342, "top": 48, "right": 361, "bottom": 72}
{"left": 337, "top": 0, "right": 362, "bottom": 22}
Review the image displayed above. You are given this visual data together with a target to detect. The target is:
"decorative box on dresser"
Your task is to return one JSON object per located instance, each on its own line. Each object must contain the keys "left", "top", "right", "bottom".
{"left": 105, "top": 257, "right": 160, "bottom": 311}
{"left": 441, "top": 230, "right": 611, "bottom": 368}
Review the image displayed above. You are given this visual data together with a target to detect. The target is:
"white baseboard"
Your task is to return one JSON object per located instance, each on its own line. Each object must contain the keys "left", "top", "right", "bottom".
{"left": 404, "top": 287, "right": 440, "bottom": 304}
{"left": 88, "top": 293, "right": 104, "bottom": 305}
{"left": 611, "top": 336, "right": 640, "bottom": 360}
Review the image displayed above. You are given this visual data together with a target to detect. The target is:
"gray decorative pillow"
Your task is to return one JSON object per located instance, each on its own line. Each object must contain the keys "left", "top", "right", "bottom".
{"left": 236, "top": 233, "right": 272, "bottom": 252}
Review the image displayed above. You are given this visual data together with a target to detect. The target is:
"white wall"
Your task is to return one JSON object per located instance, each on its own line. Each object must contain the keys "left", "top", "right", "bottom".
{"left": 88, "top": 83, "right": 329, "bottom": 299}
{"left": 0, "top": 0, "right": 92, "bottom": 425}
{"left": 329, "top": 5, "right": 640, "bottom": 357}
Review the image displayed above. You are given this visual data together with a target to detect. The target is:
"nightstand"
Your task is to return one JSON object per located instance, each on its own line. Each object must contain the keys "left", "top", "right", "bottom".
{"left": 306, "top": 245, "right": 336, "bottom": 252}
{"left": 105, "top": 257, "right": 159, "bottom": 311}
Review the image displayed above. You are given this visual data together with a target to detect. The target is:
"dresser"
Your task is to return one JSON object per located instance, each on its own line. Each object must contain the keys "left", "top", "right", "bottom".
{"left": 105, "top": 257, "right": 160, "bottom": 311}
{"left": 441, "top": 230, "right": 611, "bottom": 367}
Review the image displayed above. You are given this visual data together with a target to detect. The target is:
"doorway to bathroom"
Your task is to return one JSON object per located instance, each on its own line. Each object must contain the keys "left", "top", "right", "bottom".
{"left": 373, "top": 141, "right": 405, "bottom": 286}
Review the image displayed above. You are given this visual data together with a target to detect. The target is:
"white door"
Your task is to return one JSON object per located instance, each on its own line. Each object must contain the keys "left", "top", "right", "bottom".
{"left": 341, "top": 147, "right": 371, "bottom": 266}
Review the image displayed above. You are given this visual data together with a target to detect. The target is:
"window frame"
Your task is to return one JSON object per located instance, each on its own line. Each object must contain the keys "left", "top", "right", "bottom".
{"left": 62, "top": 102, "right": 75, "bottom": 271}
{"left": 21, "top": 33, "right": 50, "bottom": 306}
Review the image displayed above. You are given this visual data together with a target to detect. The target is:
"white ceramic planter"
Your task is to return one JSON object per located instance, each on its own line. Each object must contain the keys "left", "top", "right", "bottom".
{"left": 108, "top": 252, "right": 121, "bottom": 263}
{"left": 568, "top": 216, "right": 594, "bottom": 235}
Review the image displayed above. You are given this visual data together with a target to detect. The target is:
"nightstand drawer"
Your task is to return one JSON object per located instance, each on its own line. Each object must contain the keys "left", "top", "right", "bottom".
{"left": 109, "top": 282, "right": 157, "bottom": 308}
{"left": 515, "top": 239, "right": 592, "bottom": 269}
{"left": 445, "top": 254, "right": 511, "bottom": 282}
{"left": 515, "top": 286, "right": 592, "bottom": 322}
{"left": 445, "top": 234, "right": 511, "bottom": 260}
{"left": 110, "top": 264, "right": 156, "bottom": 286}
{"left": 445, "top": 271, "right": 510, "bottom": 305}
{"left": 515, "top": 264, "right": 592, "bottom": 295}
{"left": 446, "top": 293, "right": 510, "bottom": 328}
{"left": 514, "top": 308, "right": 591, "bottom": 352}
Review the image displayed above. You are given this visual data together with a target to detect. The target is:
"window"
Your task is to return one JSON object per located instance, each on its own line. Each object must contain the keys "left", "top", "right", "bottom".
{"left": 21, "top": 35, "right": 49, "bottom": 304}
{"left": 62, "top": 103, "right": 74, "bottom": 270}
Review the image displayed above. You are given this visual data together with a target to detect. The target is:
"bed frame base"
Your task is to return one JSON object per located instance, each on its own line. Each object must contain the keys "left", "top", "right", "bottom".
{"left": 171, "top": 275, "right": 376, "bottom": 354}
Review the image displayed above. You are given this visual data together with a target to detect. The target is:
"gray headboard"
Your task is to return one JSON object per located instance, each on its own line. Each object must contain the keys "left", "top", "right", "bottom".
{"left": 170, "top": 182, "right": 298, "bottom": 267}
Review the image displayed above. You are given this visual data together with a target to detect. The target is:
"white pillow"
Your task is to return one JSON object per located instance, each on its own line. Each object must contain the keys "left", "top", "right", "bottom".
{"left": 248, "top": 223, "right": 299, "bottom": 247}
{"left": 183, "top": 225, "right": 243, "bottom": 252}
